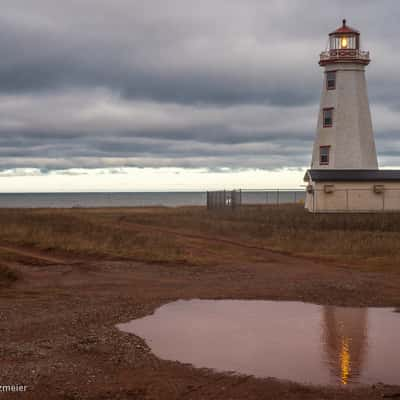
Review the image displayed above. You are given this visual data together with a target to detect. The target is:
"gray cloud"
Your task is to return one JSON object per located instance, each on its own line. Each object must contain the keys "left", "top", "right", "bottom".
{"left": 0, "top": 0, "right": 400, "bottom": 173}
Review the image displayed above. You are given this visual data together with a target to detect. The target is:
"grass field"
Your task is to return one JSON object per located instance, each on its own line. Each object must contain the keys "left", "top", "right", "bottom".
{"left": 2, "top": 204, "right": 400, "bottom": 399}
{"left": 0, "top": 204, "right": 399, "bottom": 270}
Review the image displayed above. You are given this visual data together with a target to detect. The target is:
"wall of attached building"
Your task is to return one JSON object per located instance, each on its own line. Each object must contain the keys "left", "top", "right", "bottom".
{"left": 305, "top": 188, "right": 314, "bottom": 211}
{"left": 305, "top": 181, "right": 400, "bottom": 212}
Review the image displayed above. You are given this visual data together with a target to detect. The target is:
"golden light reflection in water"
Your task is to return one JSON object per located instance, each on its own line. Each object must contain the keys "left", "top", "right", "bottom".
{"left": 322, "top": 307, "right": 367, "bottom": 385}
{"left": 340, "top": 338, "right": 351, "bottom": 385}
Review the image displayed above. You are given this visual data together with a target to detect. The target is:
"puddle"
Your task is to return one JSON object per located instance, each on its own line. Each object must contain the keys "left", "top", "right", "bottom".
{"left": 117, "top": 300, "right": 400, "bottom": 386}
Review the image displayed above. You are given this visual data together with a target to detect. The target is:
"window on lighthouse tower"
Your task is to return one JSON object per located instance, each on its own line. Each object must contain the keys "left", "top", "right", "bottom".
{"left": 319, "top": 146, "right": 330, "bottom": 165}
{"left": 326, "top": 71, "right": 336, "bottom": 90}
{"left": 323, "top": 108, "right": 334, "bottom": 127}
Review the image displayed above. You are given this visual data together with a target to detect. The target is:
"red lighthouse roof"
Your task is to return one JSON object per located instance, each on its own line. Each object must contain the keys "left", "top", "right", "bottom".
{"left": 329, "top": 19, "right": 360, "bottom": 36}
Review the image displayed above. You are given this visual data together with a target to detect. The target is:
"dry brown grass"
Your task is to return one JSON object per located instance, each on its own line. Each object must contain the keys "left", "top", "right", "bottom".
{"left": 0, "top": 208, "right": 189, "bottom": 264}
{"left": 0, "top": 205, "right": 399, "bottom": 269}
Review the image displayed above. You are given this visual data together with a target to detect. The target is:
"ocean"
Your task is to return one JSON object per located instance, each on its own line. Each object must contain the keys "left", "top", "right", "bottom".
{"left": 0, "top": 191, "right": 305, "bottom": 208}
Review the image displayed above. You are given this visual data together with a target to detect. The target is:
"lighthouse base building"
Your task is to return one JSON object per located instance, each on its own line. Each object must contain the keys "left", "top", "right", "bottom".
{"left": 305, "top": 170, "right": 400, "bottom": 213}
{"left": 305, "top": 20, "right": 400, "bottom": 213}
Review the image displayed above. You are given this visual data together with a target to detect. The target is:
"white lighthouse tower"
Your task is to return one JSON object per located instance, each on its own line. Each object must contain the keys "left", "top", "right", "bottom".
{"left": 311, "top": 19, "right": 378, "bottom": 169}
{"left": 304, "top": 20, "right": 400, "bottom": 213}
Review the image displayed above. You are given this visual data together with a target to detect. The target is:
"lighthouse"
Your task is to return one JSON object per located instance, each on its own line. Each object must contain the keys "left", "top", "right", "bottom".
{"left": 304, "top": 20, "right": 400, "bottom": 212}
{"left": 311, "top": 19, "right": 378, "bottom": 169}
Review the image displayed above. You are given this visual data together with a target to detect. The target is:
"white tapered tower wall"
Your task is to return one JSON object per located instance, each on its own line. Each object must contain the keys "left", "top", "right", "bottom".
{"left": 311, "top": 63, "right": 378, "bottom": 169}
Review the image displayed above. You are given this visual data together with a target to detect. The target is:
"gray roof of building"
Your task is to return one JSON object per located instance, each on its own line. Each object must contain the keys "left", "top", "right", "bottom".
{"left": 304, "top": 169, "right": 400, "bottom": 182}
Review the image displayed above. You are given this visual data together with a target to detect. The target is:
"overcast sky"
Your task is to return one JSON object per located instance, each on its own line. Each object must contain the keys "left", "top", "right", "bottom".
{"left": 1, "top": 0, "right": 400, "bottom": 191}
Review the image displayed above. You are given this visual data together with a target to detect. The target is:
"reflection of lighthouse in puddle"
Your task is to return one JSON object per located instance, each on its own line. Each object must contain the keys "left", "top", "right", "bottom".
{"left": 322, "top": 306, "right": 368, "bottom": 385}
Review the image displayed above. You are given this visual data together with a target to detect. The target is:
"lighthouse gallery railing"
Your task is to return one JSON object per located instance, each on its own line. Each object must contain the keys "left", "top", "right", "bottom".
{"left": 320, "top": 49, "right": 370, "bottom": 62}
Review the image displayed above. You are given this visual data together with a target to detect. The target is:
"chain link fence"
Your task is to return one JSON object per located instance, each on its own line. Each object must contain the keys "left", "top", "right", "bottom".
{"left": 207, "top": 189, "right": 305, "bottom": 209}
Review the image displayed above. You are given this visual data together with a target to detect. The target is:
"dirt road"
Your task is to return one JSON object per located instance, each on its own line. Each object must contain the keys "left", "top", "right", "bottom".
{"left": 1, "top": 239, "right": 400, "bottom": 399}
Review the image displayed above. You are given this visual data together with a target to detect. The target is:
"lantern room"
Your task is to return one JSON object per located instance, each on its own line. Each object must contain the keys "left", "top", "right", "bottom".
{"left": 329, "top": 19, "right": 359, "bottom": 50}
{"left": 320, "top": 19, "right": 370, "bottom": 66}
